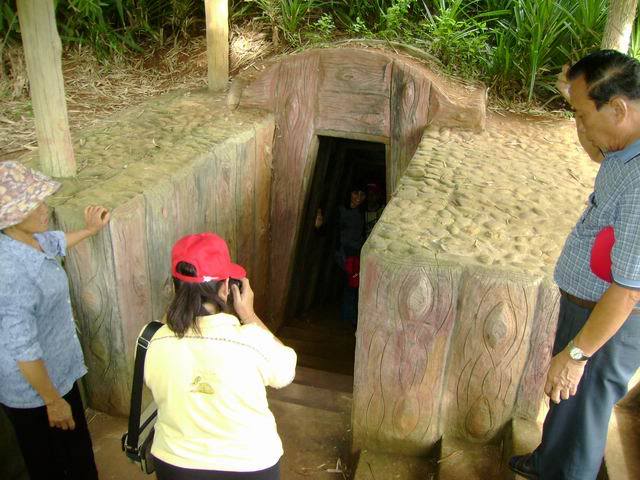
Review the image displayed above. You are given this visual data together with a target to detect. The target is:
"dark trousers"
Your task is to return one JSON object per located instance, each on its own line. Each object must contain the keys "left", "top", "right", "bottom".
{"left": 341, "top": 286, "right": 358, "bottom": 327}
{"left": 532, "top": 297, "right": 640, "bottom": 480}
{"left": 155, "top": 458, "right": 280, "bottom": 480}
{"left": 2, "top": 382, "right": 98, "bottom": 480}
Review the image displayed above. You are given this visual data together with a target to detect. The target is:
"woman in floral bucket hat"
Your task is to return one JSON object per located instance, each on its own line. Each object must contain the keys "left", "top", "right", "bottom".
{"left": 0, "top": 161, "right": 110, "bottom": 480}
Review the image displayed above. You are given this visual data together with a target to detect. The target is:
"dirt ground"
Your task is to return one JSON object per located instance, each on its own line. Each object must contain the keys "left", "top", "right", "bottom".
{"left": 0, "top": 28, "right": 274, "bottom": 162}
{"left": 0, "top": 34, "right": 579, "bottom": 165}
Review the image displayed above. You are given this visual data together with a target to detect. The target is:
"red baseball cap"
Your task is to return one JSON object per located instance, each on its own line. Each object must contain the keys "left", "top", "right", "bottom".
{"left": 171, "top": 233, "right": 246, "bottom": 284}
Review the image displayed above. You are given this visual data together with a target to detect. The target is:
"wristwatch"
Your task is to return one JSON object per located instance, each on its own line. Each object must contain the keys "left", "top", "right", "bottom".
{"left": 568, "top": 340, "right": 590, "bottom": 362}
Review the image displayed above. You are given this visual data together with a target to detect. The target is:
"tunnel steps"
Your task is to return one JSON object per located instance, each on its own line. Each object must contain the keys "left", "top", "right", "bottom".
{"left": 278, "top": 336, "right": 355, "bottom": 363}
{"left": 268, "top": 381, "right": 352, "bottom": 414}
{"left": 291, "top": 365, "right": 353, "bottom": 393}
{"left": 278, "top": 317, "right": 356, "bottom": 376}
{"left": 279, "top": 324, "right": 357, "bottom": 345}
{"left": 269, "top": 315, "right": 356, "bottom": 477}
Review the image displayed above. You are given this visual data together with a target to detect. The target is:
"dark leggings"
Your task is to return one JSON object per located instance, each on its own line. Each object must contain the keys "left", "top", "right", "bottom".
{"left": 2, "top": 382, "right": 98, "bottom": 480}
{"left": 154, "top": 458, "right": 280, "bottom": 480}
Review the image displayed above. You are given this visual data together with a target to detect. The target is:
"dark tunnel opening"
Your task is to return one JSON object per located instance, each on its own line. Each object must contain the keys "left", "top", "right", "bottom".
{"left": 279, "top": 136, "right": 387, "bottom": 374}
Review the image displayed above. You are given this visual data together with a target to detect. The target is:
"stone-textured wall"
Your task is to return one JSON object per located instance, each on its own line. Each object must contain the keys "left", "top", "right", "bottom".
{"left": 33, "top": 92, "right": 275, "bottom": 416}
{"left": 352, "top": 121, "right": 598, "bottom": 454}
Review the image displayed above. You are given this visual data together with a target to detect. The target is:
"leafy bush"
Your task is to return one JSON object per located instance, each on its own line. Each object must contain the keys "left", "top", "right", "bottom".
{"left": 486, "top": 0, "right": 608, "bottom": 102}
{"left": 0, "top": 0, "right": 204, "bottom": 58}
{"left": 2, "top": 0, "right": 639, "bottom": 106}
{"left": 419, "top": 1, "right": 493, "bottom": 78}
{"left": 313, "top": 13, "right": 335, "bottom": 39}
{"left": 381, "top": 0, "right": 416, "bottom": 35}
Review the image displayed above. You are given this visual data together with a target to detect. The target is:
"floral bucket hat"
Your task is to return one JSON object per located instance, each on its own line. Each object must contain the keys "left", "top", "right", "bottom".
{"left": 0, "top": 161, "right": 61, "bottom": 230}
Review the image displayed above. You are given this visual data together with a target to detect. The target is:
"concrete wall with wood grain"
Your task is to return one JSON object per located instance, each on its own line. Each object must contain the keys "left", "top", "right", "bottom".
{"left": 53, "top": 117, "right": 275, "bottom": 416}
{"left": 232, "top": 47, "right": 487, "bottom": 330}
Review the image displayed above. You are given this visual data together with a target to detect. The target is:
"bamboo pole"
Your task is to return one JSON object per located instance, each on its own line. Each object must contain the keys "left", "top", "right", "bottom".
{"left": 205, "top": 0, "right": 229, "bottom": 91}
{"left": 16, "top": 0, "right": 76, "bottom": 177}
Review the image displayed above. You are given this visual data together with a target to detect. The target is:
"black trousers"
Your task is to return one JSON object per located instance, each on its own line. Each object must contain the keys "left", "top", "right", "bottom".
{"left": 2, "top": 382, "right": 98, "bottom": 480}
{"left": 155, "top": 458, "right": 280, "bottom": 480}
{"left": 532, "top": 297, "right": 640, "bottom": 480}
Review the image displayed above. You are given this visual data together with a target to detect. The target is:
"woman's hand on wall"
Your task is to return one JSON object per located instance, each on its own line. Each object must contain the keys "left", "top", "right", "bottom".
{"left": 84, "top": 205, "right": 110, "bottom": 235}
{"left": 65, "top": 205, "right": 110, "bottom": 249}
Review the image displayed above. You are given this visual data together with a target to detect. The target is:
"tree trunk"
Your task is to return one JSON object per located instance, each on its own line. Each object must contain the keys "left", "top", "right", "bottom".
{"left": 601, "top": 0, "right": 638, "bottom": 53}
{"left": 204, "top": 0, "right": 229, "bottom": 91}
{"left": 16, "top": 0, "right": 76, "bottom": 177}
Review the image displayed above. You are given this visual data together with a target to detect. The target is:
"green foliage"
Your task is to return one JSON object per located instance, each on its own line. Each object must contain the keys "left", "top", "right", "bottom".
{"left": 2, "top": 0, "right": 639, "bottom": 106}
{"left": 627, "top": 12, "right": 640, "bottom": 59}
{"left": 0, "top": 0, "right": 204, "bottom": 58}
{"left": 331, "top": 0, "right": 387, "bottom": 29}
{"left": 487, "top": 0, "right": 608, "bottom": 102}
{"left": 0, "top": 2, "right": 18, "bottom": 54}
{"left": 381, "top": 0, "right": 415, "bottom": 35}
{"left": 280, "top": 0, "right": 326, "bottom": 43}
{"left": 249, "top": 0, "right": 326, "bottom": 45}
{"left": 419, "top": 0, "right": 493, "bottom": 78}
{"left": 348, "top": 16, "right": 370, "bottom": 36}
{"left": 313, "top": 13, "right": 335, "bottom": 39}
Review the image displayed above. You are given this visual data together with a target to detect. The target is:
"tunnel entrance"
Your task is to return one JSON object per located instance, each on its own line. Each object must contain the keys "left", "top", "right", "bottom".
{"left": 278, "top": 135, "right": 387, "bottom": 375}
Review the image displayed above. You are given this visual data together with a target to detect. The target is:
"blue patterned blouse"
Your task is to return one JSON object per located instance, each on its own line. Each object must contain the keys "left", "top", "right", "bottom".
{"left": 0, "top": 231, "right": 87, "bottom": 408}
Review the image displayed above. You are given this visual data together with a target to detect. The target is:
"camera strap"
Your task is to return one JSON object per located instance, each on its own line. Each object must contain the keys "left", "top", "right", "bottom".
{"left": 124, "top": 320, "right": 164, "bottom": 460}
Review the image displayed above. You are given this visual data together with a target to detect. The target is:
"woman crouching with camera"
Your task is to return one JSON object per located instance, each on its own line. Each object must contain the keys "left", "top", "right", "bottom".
{"left": 144, "top": 233, "right": 297, "bottom": 480}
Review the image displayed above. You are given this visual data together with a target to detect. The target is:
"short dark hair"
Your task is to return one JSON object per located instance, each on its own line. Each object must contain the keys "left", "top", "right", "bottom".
{"left": 568, "top": 50, "right": 640, "bottom": 109}
{"left": 166, "top": 262, "right": 227, "bottom": 338}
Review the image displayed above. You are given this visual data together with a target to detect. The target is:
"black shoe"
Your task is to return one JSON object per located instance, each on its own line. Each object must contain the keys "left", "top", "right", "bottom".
{"left": 508, "top": 454, "right": 539, "bottom": 480}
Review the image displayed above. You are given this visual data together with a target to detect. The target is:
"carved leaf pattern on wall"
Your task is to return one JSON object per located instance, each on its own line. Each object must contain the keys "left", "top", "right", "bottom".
{"left": 447, "top": 275, "right": 538, "bottom": 442}
{"left": 353, "top": 256, "right": 460, "bottom": 454}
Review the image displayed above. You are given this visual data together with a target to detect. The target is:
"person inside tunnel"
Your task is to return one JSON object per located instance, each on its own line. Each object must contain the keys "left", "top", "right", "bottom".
{"left": 285, "top": 136, "right": 387, "bottom": 335}
{"left": 323, "top": 184, "right": 367, "bottom": 327}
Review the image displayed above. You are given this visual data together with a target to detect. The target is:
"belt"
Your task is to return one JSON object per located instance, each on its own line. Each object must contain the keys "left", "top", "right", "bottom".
{"left": 559, "top": 289, "right": 597, "bottom": 310}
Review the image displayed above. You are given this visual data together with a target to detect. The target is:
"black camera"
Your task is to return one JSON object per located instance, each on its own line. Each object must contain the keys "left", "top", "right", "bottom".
{"left": 229, "top": 278, "right": 243, "bottom": 293}
{"left": 228, "top": 278, "right": 243, "bottom": 308}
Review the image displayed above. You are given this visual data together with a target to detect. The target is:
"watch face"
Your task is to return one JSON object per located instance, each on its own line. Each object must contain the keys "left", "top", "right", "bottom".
{"left": 569, "top": 347, "right": 587, "bottom": 361}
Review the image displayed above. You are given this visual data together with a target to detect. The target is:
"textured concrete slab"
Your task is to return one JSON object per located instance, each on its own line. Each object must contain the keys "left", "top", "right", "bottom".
{"left": 21, "top": 90, "right": 275, "bottom": 416}
{"left": 354, "top": 114, "right": 599, "bottom": 455}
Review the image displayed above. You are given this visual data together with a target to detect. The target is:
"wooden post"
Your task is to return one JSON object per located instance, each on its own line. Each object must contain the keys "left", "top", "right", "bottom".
{"left": 16, "top": 0, "right": 76, "bottom": 178}
{"left": 602, "top": 0, "right": 638, "bottom": 53}
{"left": 205, "top": 0, "right": 229, "bottom": 91}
